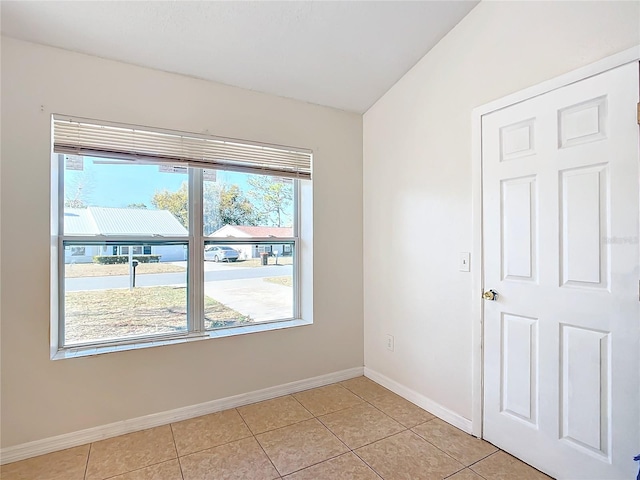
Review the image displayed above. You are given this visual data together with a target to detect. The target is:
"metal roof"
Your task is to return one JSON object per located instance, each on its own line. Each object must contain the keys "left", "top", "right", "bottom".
{"left": 64, "top": 209, "right": 99, "bottom": 235}
{"left": 64, "top": 207, "right": 188, "bottom": 236}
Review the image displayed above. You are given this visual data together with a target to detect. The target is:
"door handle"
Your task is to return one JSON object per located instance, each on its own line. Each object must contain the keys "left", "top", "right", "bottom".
{"left": 483, "top": 289, "right": 499, "bottom": 301}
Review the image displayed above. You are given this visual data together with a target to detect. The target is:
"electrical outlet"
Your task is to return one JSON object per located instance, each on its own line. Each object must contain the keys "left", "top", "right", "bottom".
{"left": 386, "top": 334, "right": 394, "bottom": 351}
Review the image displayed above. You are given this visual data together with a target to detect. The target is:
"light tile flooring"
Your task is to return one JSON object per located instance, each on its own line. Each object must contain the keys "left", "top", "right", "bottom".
{"left": 1, "top": 377, "right": 552, "bottom": 480}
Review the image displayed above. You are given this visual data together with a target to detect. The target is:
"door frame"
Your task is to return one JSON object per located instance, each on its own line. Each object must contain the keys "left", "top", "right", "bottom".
{"left": 470, "top": 45, "right": 640, "bottom": 438}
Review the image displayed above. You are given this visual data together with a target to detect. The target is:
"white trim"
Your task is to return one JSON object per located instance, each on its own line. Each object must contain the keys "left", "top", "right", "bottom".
{"left": 364, "top": 367, "right": 473, "bottom": 435}
{"left": 0, "top": 366, "right": 363, "bottom": 465}
{"left": 189, "top": 167, "right": 204, "bottom": 333}
{"left": 473, "top": 45, "right": 640, "bottom": 118}
{"left": 53, "top": 317, "right": 312, "bottom": 359}
{"left": 470, "top": 45, "right": 640, "bottom": 438}
{"left": 470, "top": 110, "right": 484, "bottom": 438}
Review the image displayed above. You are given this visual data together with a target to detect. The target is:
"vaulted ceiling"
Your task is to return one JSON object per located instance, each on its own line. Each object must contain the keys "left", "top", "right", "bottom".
{"left": 1, "top": 1, "right": 478, "bottom": 113}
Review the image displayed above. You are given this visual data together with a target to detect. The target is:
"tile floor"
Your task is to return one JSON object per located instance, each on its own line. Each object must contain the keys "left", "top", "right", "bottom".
{"left": 1, "top": 377, "right": 552, "bottom": 480}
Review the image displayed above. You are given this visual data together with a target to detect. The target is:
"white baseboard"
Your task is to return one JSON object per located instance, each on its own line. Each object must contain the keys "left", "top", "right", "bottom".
{"left": 0, "top": 366, "right": 364, "bottom": 465}
{"left": 364, "top": 367, "right": 473, "bottom": 434}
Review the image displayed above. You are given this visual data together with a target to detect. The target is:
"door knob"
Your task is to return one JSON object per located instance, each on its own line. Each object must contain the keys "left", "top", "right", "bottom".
{"left": 483, "top": 289, "right": 499, "bottom": 301}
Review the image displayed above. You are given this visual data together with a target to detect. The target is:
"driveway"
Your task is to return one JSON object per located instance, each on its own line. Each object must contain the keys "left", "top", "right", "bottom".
{"left": 204, "top": 277, "right": 293, "bottom": 321}
{"left": 64, "top": 263, "right": 294, "bottom": 323}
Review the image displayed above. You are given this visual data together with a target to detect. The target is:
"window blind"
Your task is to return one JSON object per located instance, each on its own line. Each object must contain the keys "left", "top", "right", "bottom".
{"left": 53, "top": 117, "right": 312, "bottom": 180}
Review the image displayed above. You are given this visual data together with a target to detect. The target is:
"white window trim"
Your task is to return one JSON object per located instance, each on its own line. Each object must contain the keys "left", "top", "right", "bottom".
{"left": 50, "top": 142, "right": 313, "bottom": 359}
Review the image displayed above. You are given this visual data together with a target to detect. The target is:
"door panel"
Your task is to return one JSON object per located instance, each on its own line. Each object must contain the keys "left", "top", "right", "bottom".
{"left": 501, "top": 313, "right": 538, "bottom": 424}
{"left": 560, "top": 324, "right": 609, "bottom": 458}
{"left": 482, "top": 62, "right": 639, "bottom": 479}
{"left": 501, "top": 176, "right": 537, "bottom": 281}
{"left": 560, "top": 164, "right": 608, "bottom": 289}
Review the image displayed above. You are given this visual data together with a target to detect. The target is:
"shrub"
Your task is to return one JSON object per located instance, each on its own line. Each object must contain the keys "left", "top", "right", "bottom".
{"left": 92, "top": 255, "right": 162, "bottom": 265}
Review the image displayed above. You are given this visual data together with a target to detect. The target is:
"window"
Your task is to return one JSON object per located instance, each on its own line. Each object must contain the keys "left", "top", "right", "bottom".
{"left": 52, "top": 116, "right": 312, "bottom": 353}
{"left": 120, "top": 246, "right": 143, "bottom": 255}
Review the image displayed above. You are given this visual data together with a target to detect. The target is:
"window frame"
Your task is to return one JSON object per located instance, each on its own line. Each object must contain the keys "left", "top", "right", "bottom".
{"left": 51, "top": 122, "right": 312, "bottom": 357}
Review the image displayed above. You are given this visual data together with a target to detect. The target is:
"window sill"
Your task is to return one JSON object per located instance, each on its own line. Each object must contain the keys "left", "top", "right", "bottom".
{"left": 52, "top": 318, "right": 313, "bottom": 360}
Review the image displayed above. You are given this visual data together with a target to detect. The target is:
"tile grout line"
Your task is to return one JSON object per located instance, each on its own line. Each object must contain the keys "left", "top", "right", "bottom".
{"left": 235, "top": 407, "right": 281, "bottom": 479}
{"left": 82, "top": 424, "right": 186, "bottom": 480}
{"left": 247, "top": 383, "right": 401, "bottom": 477}
{"left": 340, "top": 379, "right": 433, "bottom": 430}
{"left": 466, "top": 448, "right": 502, "bottom": 469}
{"left": 443, "top": 464, "right": 468, "bottom": 479}
{"left": 288, "top": 392, "right": 316, "bottom": 417}
{"left": 281, "top": 451, "right": 352, "bottom": 478}
{"left": 235, "top": 406, "right": 260, "bottom": 436}
{"left": 315, "top": 409, "right": 410, "bottom": 452}
{"left": 270, "top": 410, "right": 355, "bottom": 477}
{"left": 99, "top": 460, "right": 180, "bottom": 480}
{"left": 350, "top": 429, "right": 465, "bottom": 480}
{"left": 253, "top": 417, "right": 315, "bottom": 437}
{"left": 467, "top": 468, "right": 491, "bottom": 480}
{"left": 351, "top": 447, "right": 385, "bottom": 479}
{"left": 313, "top": 380, "right": 461, "bottom": 474}
{"left": 171, "top": 431, "right": 254, "bottom": 459}
{"left": 166, "top": 378, "right": 401, "bottom": 466}
{"left": 300, "top": 381, "right": 372, "bottom": 416}
{"left": 409, "top": 427, "right": 472, "bottom": 471}
{"left": 168, "top": 423, "right": 186, "bottom": 480}
{"left": 467, "top": 449, "right": 502, "bottom": 469}
{"left": 17, "top": 378, "right": 503, "bottom": 480}
{"left": 82, "top": 443, "right": 92, "bottom": 480}
{"left": 465, "top": 461, "right": 492, "bottom": 480}
{"left": 1, "top": 379, "right": 470, "bottom": 479}
{"left": 341, "top": 379, "right": 476, "bottom": 478}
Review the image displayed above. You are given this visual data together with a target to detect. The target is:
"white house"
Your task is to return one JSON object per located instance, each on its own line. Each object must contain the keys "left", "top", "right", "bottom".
{"left": 208, "top": 225, "right": 293, "bottom": 259}
{"left": 64, "top": 207, "right": 188, "bottom": 263}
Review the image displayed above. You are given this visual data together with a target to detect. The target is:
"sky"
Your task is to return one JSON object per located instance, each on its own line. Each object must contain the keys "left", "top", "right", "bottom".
{"left": 64, "top": 156, "right": 251, "bottom": 208}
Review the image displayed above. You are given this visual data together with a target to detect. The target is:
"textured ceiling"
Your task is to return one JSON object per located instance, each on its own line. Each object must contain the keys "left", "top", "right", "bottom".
{"left": 1, "top": 1, "right": 478, "bottom": 113}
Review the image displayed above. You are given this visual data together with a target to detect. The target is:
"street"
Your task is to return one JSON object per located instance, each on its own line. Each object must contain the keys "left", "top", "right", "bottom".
{"left": 65, "top": 264, "right": 293, "bottom": 291}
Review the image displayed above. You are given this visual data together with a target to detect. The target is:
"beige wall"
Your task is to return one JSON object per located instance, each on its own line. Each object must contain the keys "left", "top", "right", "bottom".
{"left": 0, "top": 37, "right": 363, "bottom": 447}
{"left": 363, "top": 1, "right": 639, "bottom": 420}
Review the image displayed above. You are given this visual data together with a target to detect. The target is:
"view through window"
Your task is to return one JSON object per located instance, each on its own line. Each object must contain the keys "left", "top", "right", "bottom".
{"left": 61, "top": 156, "right": 298, "bottom": 347}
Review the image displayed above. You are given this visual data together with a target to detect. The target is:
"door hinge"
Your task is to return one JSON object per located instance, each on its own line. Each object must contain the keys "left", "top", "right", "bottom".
{"left": 637, "top": 102, "right": 640, "bottom": 125}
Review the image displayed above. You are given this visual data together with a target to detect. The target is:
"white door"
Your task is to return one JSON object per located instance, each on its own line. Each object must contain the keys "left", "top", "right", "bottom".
{"left": 482, "top": 62, "right": 639, "bottom": 479}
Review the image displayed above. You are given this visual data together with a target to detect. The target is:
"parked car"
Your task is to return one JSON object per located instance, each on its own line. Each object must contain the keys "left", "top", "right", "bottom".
{"left": 204, "top": 245, "right": 239, "bottom": 262}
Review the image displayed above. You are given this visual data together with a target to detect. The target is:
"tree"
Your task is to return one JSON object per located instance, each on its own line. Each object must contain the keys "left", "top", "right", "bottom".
{"left": 64, "top": 172, "right": 93, "bottom": 208}
{"left": 203, "top": 182, "right": 222, "bottom": 235}
{"left": 153, "top": 181, "right": 259, "bottom": 233}
{"left": 152, "top": 182, "right": 188, "bottom": 228}
{"left": 247, "top": 176, "right": 293, "bottom": 227}
{"left": 127, "top": 203, "right": 148, "bottom": 209}
{"left": 64, "top": 198, "right": 87, "bottom": 208}
{"left": 218, "top": 184, "right": 259, "bottom": 227}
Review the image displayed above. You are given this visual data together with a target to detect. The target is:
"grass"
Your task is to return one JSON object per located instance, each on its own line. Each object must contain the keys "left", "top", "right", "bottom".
{"left": 65, "top": 286, "right": 249, "bottom": 345}
{"left": 65, "top": 262, "right": 186, "bottom": 278}
{"left": 216, "top": 256, "right": 294, "bottom": 268}
{"left": 264, "top": 276, "right": 293, "bottom": 287}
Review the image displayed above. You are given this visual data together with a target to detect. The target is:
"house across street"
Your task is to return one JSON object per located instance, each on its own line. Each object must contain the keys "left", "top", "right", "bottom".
{"left": 65, "top": 207, "right": 188, "bottom": 263}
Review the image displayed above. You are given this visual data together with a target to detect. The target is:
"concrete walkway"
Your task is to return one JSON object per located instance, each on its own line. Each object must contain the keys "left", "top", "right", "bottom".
{"left": 204, "top": 277, "right": 293, "bottom": 321}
